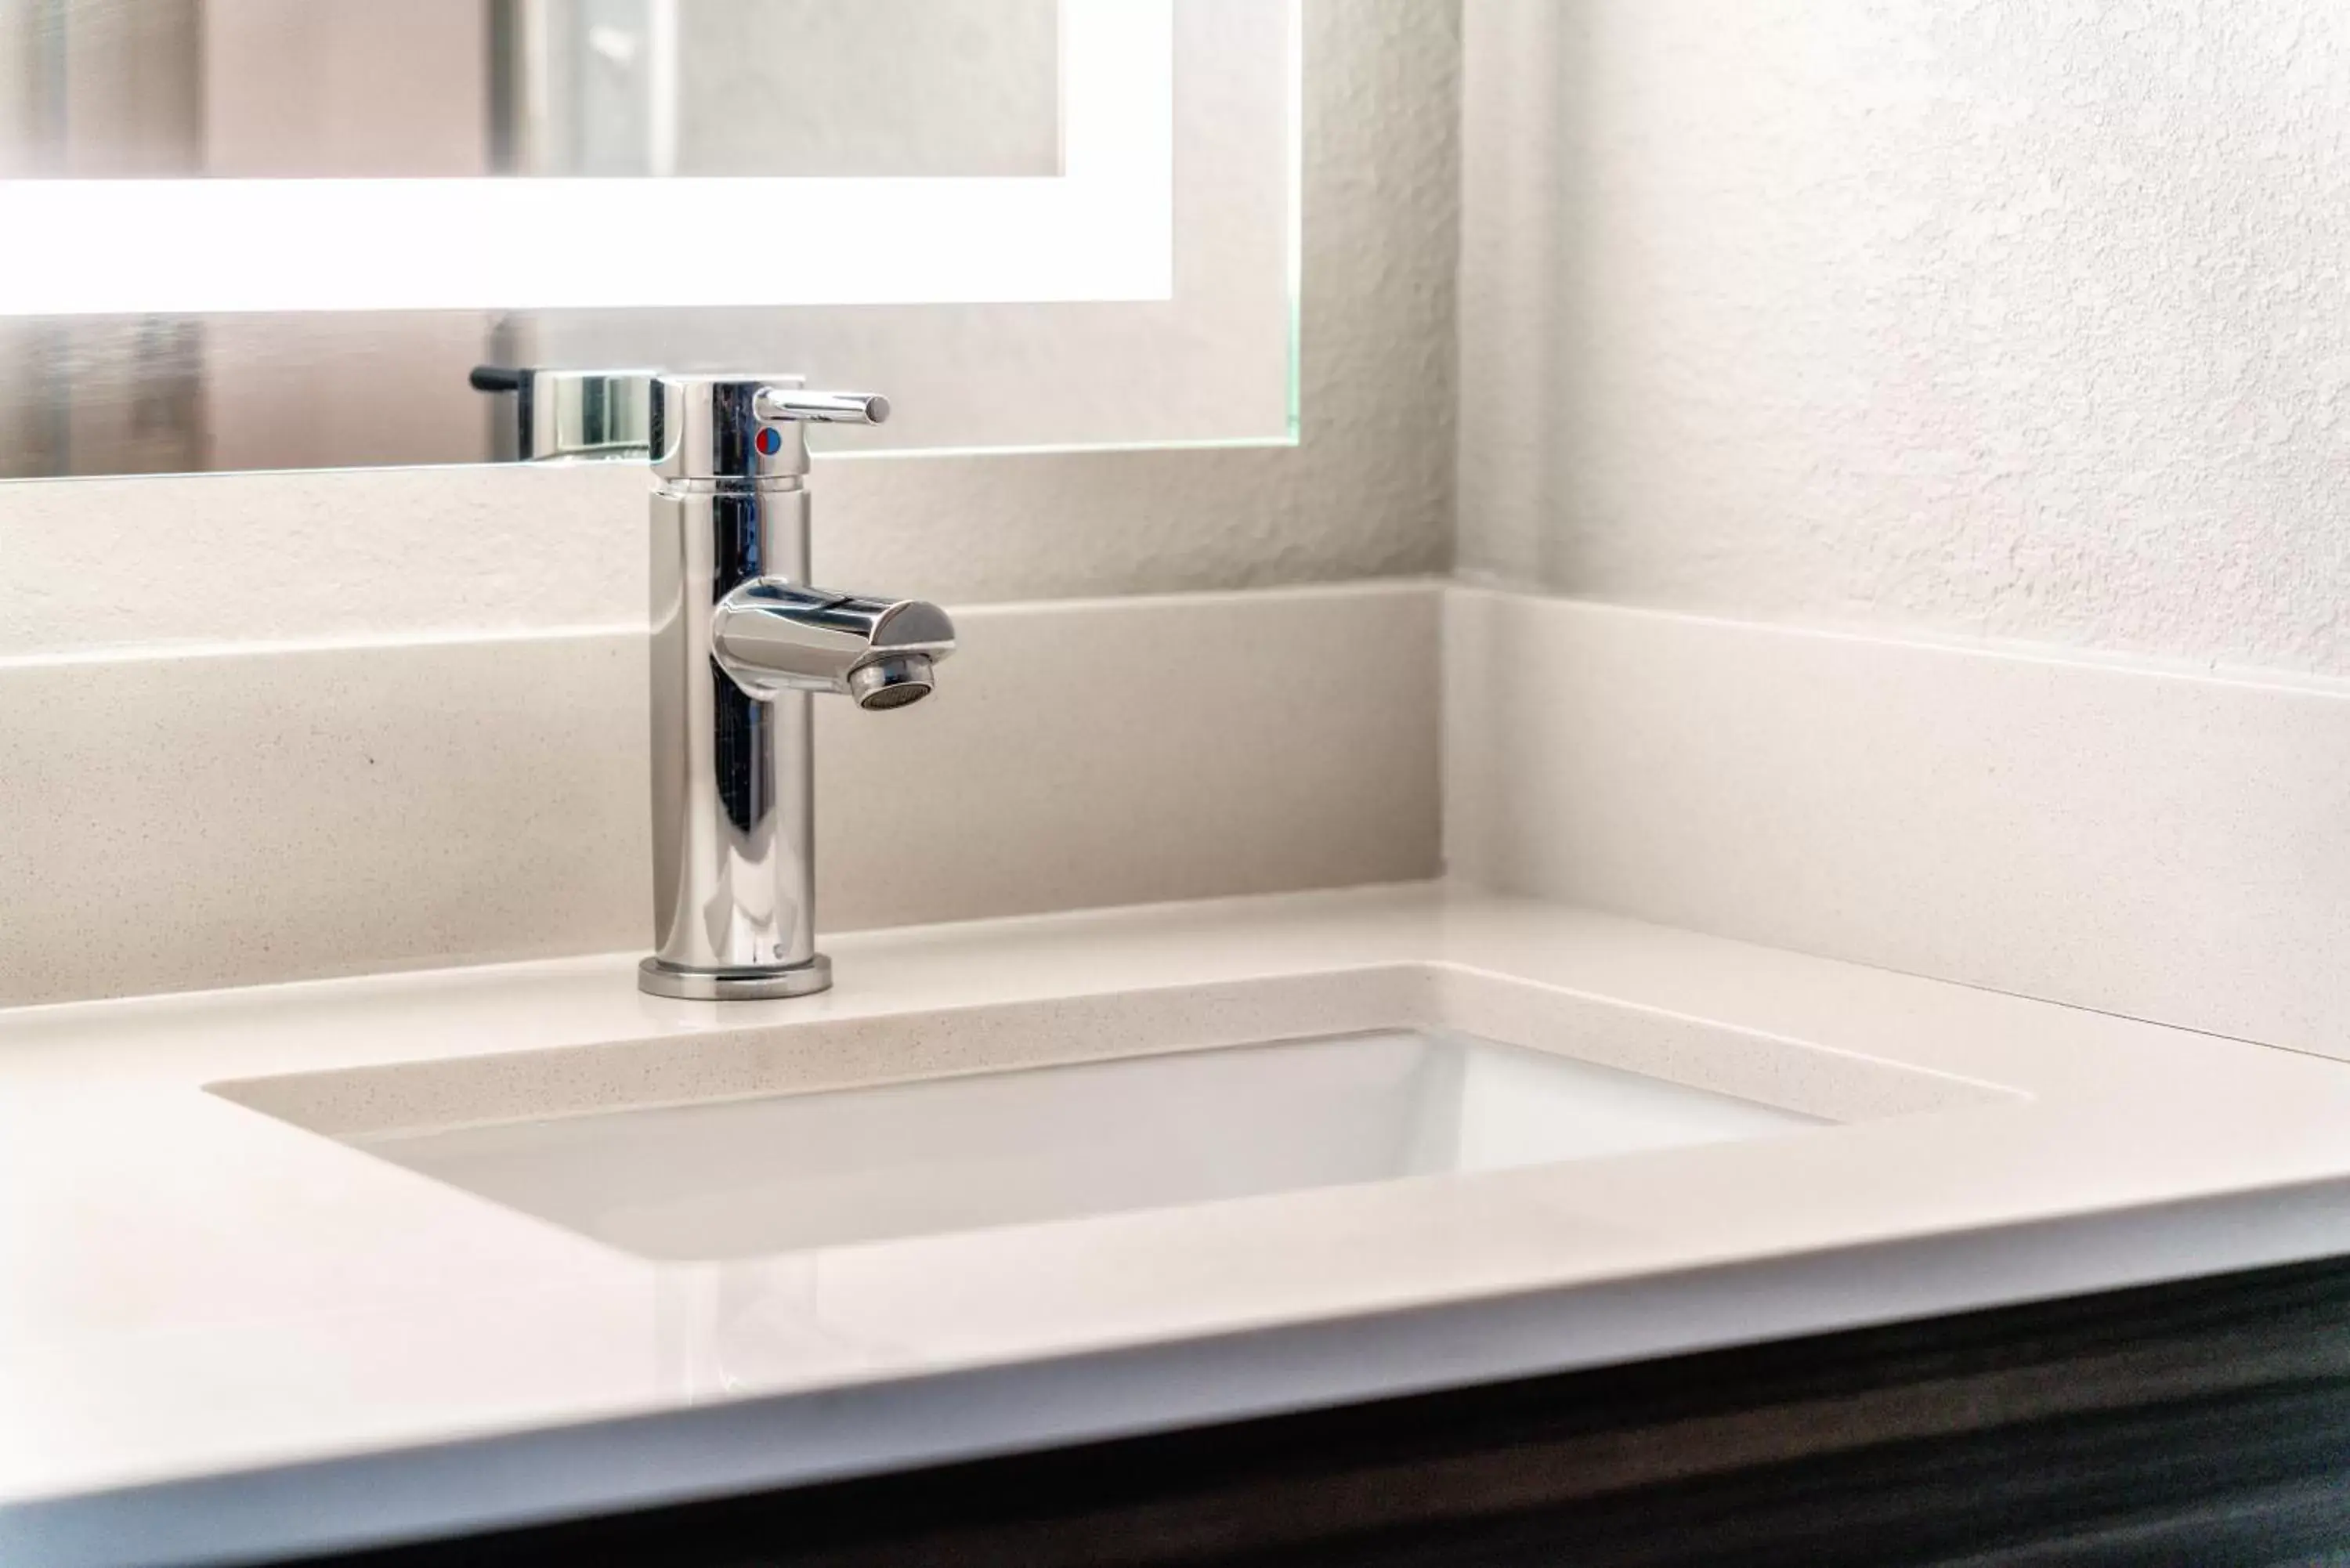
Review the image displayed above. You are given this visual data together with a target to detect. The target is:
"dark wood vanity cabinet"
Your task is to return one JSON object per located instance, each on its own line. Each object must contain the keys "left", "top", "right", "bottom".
{"left": 291, "top": 1255, "right": 2350, "bottom": 1568}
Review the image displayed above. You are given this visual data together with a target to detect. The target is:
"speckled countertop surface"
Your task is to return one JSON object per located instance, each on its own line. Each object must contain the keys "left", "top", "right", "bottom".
{"left": 7, "top": 884, "right": 2350, "bottom": 1568}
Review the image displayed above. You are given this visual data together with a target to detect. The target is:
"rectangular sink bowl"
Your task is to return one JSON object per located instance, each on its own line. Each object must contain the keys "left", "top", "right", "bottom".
{"left": 213, "top": 965, "right": 2015, "bottom": 1262}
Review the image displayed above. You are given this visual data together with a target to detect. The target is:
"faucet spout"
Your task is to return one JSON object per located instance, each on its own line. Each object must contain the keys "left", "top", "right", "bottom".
{"left": 711, "top": 582, "right": 956, "bottom": 709}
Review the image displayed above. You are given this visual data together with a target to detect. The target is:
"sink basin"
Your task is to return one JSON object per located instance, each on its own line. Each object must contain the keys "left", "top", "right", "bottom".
{"left": 213, "top": 964, "right": 2014, "bottom": 1261}
{"left": 352, "top": 1030, "right": 1817, "bottom": 1259}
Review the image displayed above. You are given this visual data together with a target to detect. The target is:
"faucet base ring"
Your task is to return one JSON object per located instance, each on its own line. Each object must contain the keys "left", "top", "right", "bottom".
{"left": 636, "top": 954, "right": 833, "bottom": 1001}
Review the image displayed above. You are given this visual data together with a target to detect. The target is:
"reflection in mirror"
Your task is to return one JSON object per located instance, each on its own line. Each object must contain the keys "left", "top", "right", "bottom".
{"left": 0, "top": 0, "right": 1297, "bottom": 477}
{"left": 0, "top": 0, "right": 1061, "bottom": 180}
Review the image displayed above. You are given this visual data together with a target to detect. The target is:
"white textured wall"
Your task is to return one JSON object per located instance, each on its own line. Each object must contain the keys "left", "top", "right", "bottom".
{"left": 1459, "top": 0, "right": 2350, "bottom": 677}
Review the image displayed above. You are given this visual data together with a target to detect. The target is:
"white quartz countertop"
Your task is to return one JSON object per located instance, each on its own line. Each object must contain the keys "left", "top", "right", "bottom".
{"left": 7, "top": 885, "right": 2350, "bottom": 1567}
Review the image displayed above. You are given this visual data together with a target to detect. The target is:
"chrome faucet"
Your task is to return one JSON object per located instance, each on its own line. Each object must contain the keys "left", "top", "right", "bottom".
{"left": 638, "top": 374, "right": 953, "bottom": 1001}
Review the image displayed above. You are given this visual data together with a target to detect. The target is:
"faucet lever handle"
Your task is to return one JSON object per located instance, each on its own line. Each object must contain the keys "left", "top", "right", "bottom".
{"left": 754, "top": 388, "right": 891, "bottom": 426}
{"left": 651, "top": 375, "right": 888, "bottom": 482}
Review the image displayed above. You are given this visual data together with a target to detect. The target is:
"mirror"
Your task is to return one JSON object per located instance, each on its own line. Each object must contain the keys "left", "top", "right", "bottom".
{"left": 0, "top": 0, "right": 1296, "bottom": 476}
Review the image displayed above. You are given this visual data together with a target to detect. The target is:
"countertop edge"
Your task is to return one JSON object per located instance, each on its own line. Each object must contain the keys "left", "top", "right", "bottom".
{"left": 13, "top": 1176, "right": 2350, "bottom": 1568}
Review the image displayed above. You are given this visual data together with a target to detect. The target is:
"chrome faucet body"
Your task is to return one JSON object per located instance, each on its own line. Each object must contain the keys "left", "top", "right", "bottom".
{"left": 639, "top": 375, "right": 952, "bottom": 1001}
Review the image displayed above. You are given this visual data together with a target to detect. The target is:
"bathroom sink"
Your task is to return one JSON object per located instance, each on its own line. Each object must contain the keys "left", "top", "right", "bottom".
{"left": 213, "top": 965, "right": 2012, "bottom": 1262}
{"left": 348, "top": 1030, "right": 1813, "bottom": 1259}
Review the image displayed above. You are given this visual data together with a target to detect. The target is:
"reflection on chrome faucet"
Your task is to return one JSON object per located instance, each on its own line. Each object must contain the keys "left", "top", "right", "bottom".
{"left": 641, "top": 375, "right": 954, "bottom": 1001}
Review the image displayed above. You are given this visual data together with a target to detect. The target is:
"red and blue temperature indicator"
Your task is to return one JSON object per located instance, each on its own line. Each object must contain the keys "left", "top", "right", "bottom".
{"left": 755, "top": 426, "right": 785, "bottom": 457}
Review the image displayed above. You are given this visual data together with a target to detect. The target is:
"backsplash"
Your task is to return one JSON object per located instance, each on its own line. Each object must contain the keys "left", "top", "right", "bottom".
{"left": 0, "top": 584, "right": 1441, "bottom": 1006}
{"left": 1447, "top": 586, "right": 2350, "bottom": 1064}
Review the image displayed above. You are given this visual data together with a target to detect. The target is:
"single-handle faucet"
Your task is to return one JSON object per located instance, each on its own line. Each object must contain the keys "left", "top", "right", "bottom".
{"left": 639, "top": 374, "right": 954, "bottom": 1001}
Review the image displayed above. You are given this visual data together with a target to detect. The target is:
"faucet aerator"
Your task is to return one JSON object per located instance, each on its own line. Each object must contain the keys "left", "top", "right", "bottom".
{"left": 850, "top": 656, "right": 937, "bottom": 710}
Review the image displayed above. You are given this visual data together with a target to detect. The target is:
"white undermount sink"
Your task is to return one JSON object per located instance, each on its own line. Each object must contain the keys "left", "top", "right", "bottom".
{"left": 212, "top": 965, "right": 2016, "bottom": 1262}
{"left": 353, "top": 1030, "right": 1813, "bottom": 1259}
